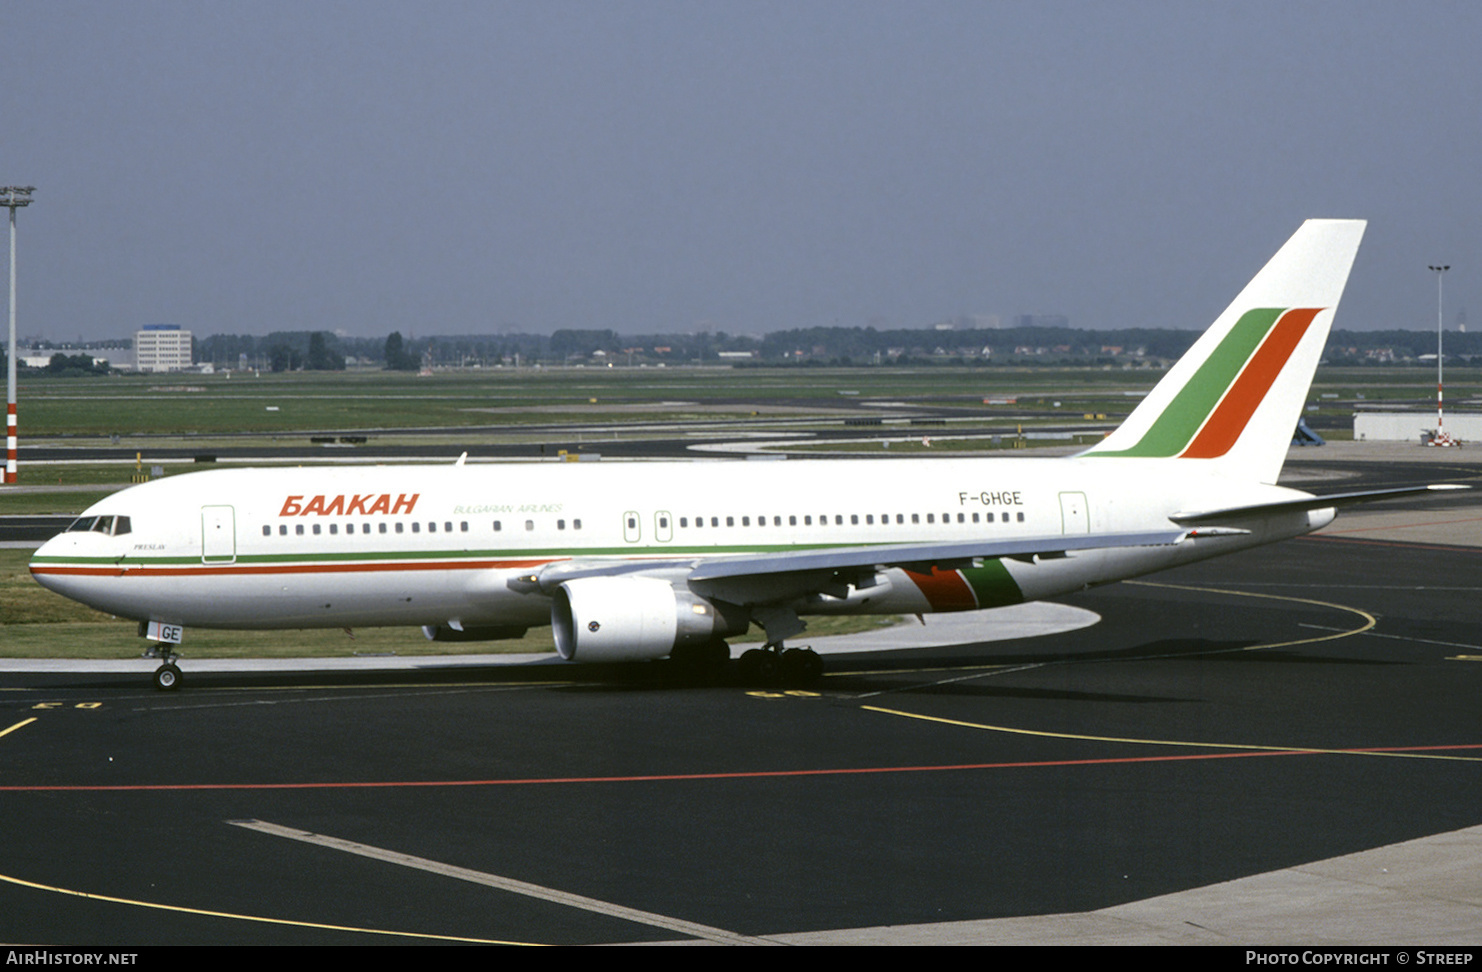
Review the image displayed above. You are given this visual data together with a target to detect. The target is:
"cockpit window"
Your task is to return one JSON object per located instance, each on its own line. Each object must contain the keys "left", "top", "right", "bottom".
{"left": 65, "top": 515, "right": 130, "bottom": 536}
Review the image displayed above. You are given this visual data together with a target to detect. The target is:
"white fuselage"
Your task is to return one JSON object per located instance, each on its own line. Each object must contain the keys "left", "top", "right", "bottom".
{"left": 29, "top": 456, "right": 1327, "bottom": 638}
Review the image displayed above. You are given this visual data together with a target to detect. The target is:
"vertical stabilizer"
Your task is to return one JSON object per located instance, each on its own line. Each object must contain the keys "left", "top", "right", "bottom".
{"left": 1085, "top": 219, "right": 1365, "bottom": 483}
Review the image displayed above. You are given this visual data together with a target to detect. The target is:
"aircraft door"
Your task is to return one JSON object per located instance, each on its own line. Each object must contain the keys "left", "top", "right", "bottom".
{"left": 201, "top": 505, "right": 237, "bottom": 564}
{"left": 655, "top": 511, "right": 672, "bottom": 543}
{"left": 623, "top": 510, "right": 641, "bottom": 543}
{"left": 1058, "top": 492, "right": 1089, "bottom": 534}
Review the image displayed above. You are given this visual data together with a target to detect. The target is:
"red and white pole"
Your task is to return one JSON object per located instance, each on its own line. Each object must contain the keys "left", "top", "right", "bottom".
{"left": 5, "top": 197, "right": 16, "bottom": 484}
{"left": 1429, "top": 264, "right": 1451, "bottom": 447}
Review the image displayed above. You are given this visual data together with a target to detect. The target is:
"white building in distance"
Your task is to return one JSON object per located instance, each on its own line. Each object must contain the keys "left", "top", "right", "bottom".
{"left": 134, "top": 325, "right": 193, "bottom": 373}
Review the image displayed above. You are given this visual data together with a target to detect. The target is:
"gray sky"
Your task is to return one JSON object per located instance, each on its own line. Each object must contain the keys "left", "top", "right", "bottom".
{"left": 2, "top": 1, "right": 1479, "bottom": 341}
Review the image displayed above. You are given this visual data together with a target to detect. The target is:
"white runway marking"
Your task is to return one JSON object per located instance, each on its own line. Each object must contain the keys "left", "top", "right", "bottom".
{"left": 229, "top": 819, "right": 778, "bottom": 946}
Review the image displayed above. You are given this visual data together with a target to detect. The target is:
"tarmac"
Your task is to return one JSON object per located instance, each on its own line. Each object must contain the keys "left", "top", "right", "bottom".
{"left": 4, "top": 439, "right": 1482, "bottom": 946}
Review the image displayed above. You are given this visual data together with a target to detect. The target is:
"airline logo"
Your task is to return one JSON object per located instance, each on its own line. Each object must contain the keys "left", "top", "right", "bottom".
{"left": 279, "top": 493, "right": 420, "bottom": 517}
{"left": 1090, "top": 307, "right": 1323, "bottom": 459}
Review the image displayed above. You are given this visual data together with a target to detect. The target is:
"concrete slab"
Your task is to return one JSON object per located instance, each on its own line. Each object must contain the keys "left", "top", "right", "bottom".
{"left": 765, "top": 825, "right": 1482, "bottom": 945}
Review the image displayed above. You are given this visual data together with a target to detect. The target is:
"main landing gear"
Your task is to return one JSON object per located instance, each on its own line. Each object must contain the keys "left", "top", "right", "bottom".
{"left": 144, "top": 643, "right": 183, "bottom": 691}
{"left": 737, "top": 644, "right": 823, "bottom": 689}
{"left": 668, "top": 640, "right": 824, "bottom": 688}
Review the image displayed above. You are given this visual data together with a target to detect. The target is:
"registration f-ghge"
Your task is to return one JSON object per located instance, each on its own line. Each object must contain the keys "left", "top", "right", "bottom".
{"left": 30, "top": 220, "right": 1459, "bottom": 690}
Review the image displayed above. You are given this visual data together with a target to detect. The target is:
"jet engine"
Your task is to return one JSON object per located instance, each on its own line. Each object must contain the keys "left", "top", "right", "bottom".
{"left": 551, "top": 576, "right": 747, "bottom": 662}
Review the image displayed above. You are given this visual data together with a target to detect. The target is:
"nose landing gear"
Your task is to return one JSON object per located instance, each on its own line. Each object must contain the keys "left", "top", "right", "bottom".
{"left": 144, "top": 643, "right": 183, "bottom": 691}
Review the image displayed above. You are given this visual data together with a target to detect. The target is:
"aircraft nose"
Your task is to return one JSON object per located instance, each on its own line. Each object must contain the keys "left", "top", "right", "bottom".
{"left": 29, "top": 533, "right": 77, "bottom": 595}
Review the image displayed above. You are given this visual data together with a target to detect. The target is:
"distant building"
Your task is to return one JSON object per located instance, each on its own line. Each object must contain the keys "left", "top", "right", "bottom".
{"left": 135, "top": 325, "right": 193, "bottom": 373}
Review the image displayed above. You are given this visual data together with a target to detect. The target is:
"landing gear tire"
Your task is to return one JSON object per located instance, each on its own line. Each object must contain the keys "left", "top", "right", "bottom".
{"left": 779, "top": 648, "right": 823, "bottom": 688}
{"left": 154, "top": 663, "right": 182, "bottom": 692}
{"left": 737, "top": 648, "right": 780, "bottom": 687}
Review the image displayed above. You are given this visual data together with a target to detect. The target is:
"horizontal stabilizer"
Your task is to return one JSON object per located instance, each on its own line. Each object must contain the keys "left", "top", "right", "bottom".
{"left": 1170, "top": 484, "right": 1469, "bottom": 526}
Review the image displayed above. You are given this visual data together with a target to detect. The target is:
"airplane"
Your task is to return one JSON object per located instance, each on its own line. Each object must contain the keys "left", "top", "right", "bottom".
{"left": 29, "top": 219, "right": 1460, "bottom": 691}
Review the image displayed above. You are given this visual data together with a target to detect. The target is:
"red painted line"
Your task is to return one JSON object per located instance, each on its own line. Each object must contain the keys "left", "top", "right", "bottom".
{"left": 30, "top": 558, "right": 561, "bottom": 578}
{"left": 1182, "top": 307, "right": 1323, "bottom": 459}
{"left": 4, "top": 742, "right": 1479, "bottom": 792}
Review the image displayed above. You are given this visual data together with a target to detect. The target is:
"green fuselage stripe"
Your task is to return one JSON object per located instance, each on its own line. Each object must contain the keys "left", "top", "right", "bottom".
{"left": 29, "top": 540, "right": 896, "bottom": 569}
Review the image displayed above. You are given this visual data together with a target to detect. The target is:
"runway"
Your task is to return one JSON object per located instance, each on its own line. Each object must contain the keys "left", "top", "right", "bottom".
{"left": 2, "top": 444, "right": 1481, "bottom": 945}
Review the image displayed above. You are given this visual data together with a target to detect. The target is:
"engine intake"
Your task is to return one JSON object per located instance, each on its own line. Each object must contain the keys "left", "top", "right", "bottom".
{"left": 551, "top": 576, "right": 746, "bottom": 662}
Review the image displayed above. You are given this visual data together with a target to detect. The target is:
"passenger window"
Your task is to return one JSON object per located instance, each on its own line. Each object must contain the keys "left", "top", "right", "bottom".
{"left": 573, "top": 519, "right": 582, "bottom": 530}
{"left": 262, "top": 525, "right": 271, "bottom": 537}
{"left": 296, "top": 524, "right": 305, "bottom": 535}
{"left": 525, "top": 520, "right": 534, "bottom": 531}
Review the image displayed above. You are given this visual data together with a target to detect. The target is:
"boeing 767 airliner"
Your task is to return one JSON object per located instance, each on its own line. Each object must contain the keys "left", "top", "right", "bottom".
{"left": 31, "top": 219, "right": 1457, "bottom": 690}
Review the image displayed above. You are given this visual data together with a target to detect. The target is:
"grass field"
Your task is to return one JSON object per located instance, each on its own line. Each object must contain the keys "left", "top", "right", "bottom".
{"left": 18, "top": 363, "right": 1471, "bottom": 441}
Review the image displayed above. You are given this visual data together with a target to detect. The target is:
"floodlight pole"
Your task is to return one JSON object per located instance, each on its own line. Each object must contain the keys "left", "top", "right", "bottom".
{"left": 2, "top": 186, "right": 34, "bottom": 484}
{"left": 1429, "top": 264, "right": 1451, "bottom": 446}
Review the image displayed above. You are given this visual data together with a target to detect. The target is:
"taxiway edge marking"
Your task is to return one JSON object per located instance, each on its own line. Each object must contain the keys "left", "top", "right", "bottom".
{"left": 0, "top": 717, "right": 36, "bottom": 740}
{"left": 861, "top": 706, "right": 1482, "bottom": 762}
{"left": 0, "top": 868, "right": 537, "bottom": 945}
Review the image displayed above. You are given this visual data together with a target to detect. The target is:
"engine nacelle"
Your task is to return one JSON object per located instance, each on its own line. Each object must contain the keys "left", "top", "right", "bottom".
{"left": 551, "top": 576, "right": 746, "bottom": 662}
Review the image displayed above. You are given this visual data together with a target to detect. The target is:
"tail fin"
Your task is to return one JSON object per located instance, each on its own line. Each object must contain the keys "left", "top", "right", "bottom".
{"left": 1084, "top": 219, "right": 1365, "bottom": 483}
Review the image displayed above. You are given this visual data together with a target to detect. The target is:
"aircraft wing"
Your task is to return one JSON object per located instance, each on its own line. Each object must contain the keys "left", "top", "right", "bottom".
{"left": 1170, "top": 484, "right": 1469, "bottom": 526}
{"left": 512, "top": 529, "right": 1188, "bottom": 604}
